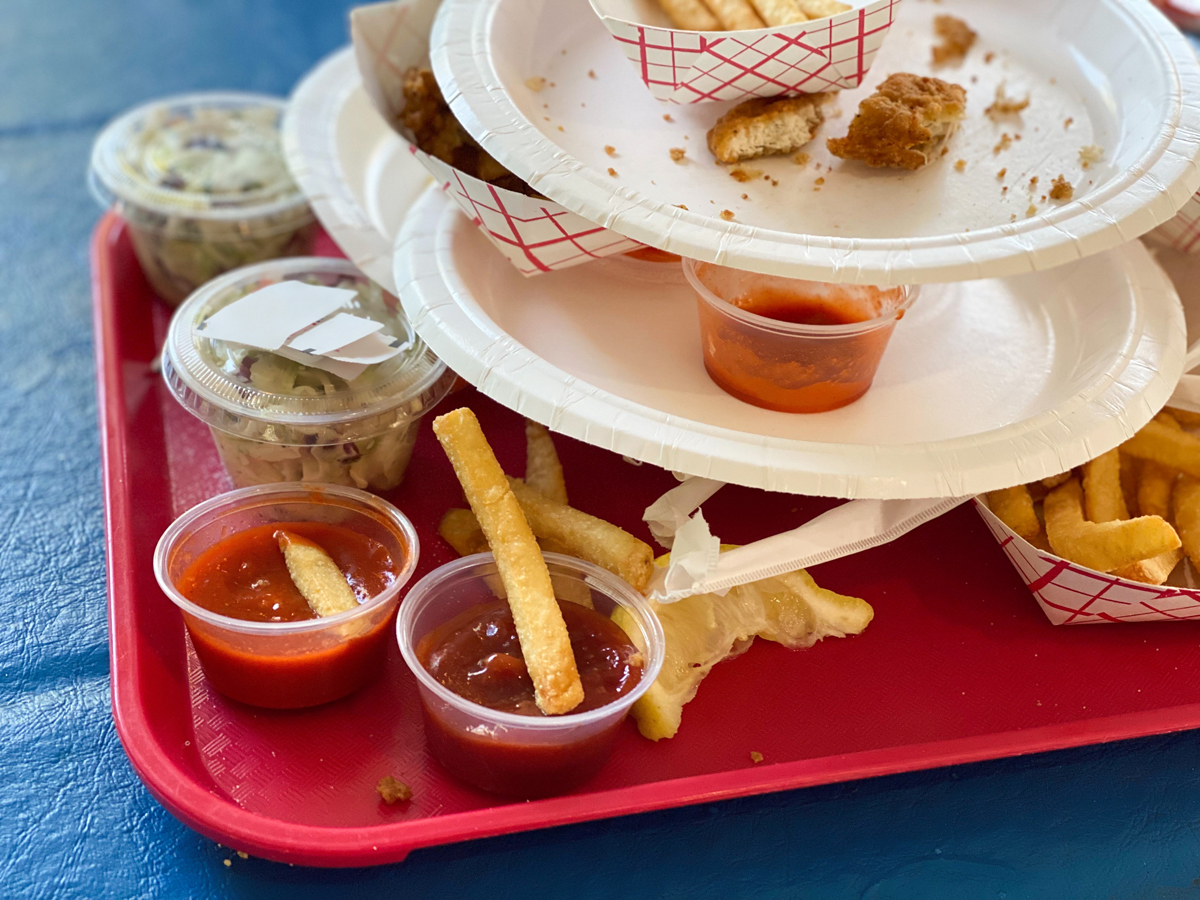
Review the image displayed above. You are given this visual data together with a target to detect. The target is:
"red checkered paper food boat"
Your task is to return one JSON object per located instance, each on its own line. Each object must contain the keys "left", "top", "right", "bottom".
{"left": 975, "top": 500, "right": 1200, "bottom": 625}
{"left": 351, "top": 0, "right": 641, "bottom": 276}
{"left": 589, "top": 0, "right": 901, "bottom": 103}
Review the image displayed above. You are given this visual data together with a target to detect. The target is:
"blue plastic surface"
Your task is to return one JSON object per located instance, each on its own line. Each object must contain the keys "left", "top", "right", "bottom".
{"left": 0, "top": 1, "right": 1196, "bottom": 897}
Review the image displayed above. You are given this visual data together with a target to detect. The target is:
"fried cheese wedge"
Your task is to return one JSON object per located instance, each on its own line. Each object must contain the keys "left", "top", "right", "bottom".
{"left": 277, "top": 531, "right": 359, "bottom": 617}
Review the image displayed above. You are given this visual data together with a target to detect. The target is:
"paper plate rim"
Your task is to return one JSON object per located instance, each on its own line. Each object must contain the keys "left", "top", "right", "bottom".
{"left": 431, "top": 0, "right": 1200, "bottom": 285}
{"left": 395, "top": 186, "right": 1186, "bottom": 499}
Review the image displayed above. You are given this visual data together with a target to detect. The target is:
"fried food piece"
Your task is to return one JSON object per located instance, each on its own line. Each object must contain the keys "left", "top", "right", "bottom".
{"left": 1113, "top": 547, "right": 1183, "bottom": 586}
{"left": 439, "top": 508, "right": 489, "bottom": 556}
{"left": 931, "top": 15, "right": 976, "bottom": 65}
{"left": 796, "top": 0, "right": 850, "bottom": 17}
{"left": 400, "top": 67, "right": 537, "bottom": 197}
{"left": 507, "top": 477, "right": 655, "bottom": 593}
{"left": 276, "top": 531, "right": 359, "bottom": 617}
{"left": 986, "top": 485, "right": 1042, "bottom": 543}
{"left": 1166, "top": 407, "right": 1200, "bottom": 429}
{"left": 656, "top": 0, "right": 721, "bottom": 29}
{"left": 827, "top": 73, "right": 966, "bottom": 170}
{"left": 1041, "top": 472, "right": 1072, "bottom": 489}
{"left": 1081, "top": 449, "right": 1129, "bottom": 523}
{"left": 525, "top": 420, "right": 568, "bottom": 506}
{"left": 1173, "top": 475, "right": 1200, "bottom": 572}
{"left": 708, "top": 94, "right": 828, "bottom": 164}
{"left": 984, "top": 83, "right": 1030, "bottom": 120}
{"left": 1049, "top": 175, "right": 1074, "bottom": 202}
{"left": 1137, "top": 462, "right": 1176, "bottom": 520}
{"left": 750, "top": 0, "right": 808, "bottom": 25}
{"left": 1043, "top": 479, "right": 1180, "bottom": 573}
{"left": 432, "top": 408, "right": 584, "bottom": 715}
{"left": 1120, "top": 419, "right": 1200, "bottom": 479}
{"left": 376, "top": 776, "right": 412, "bottom": 804}
{"left": 706, "top": 0, "right": 767, "bottom": 29}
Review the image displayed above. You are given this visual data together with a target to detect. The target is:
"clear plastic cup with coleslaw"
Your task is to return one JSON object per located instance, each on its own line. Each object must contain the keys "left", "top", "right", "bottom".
{"left": 89, "top": 92, "right": 316, "bottom": 305}
{"left": 162, "top": 257, "right": 455, "bottom": 492}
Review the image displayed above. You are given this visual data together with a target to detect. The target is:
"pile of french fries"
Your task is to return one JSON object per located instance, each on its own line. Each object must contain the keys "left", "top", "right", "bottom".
{"left": 986, "top": 408, "right": 1200, "bottom": 585}
{"left": 655, "top": 0, "right": 850, "bottom": 32}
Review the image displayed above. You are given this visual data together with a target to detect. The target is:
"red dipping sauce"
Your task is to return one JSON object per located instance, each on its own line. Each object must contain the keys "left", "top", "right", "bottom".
{"left": 416, "top": 598, "right": 644, "bottom": 796}
{"left": 175, "top": 522, "right": 401, "bottom": 708}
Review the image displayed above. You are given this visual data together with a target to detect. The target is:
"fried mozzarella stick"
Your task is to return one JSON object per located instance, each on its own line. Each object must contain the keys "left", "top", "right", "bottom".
{"left": 1081, "top": 449, "right": 1129, "bottom": 522}
{"left": 656, "top": 0, "right": 720, "bottom": 29}
{"left": 985, "top": 485, "right": 1043, "bottom": 545}
{"left": 433, "top": 408, "right": 584, "bottom": 715}
{"left": 438, "top": 508, "right": 489, "bottom": 556}
{"left": 796, "top": 0, "right": 850, "bottom": 18}
{"left": 1121, "top": 419, "right": 1200, "bottom": 479}
{"left": 507, "top": 477, "right": 655, "bottom": 593}
{"left": 1043, "top": 479, "right": 1179, "bottom": 573}
{"left": 524, "top": 420, "right": 569, "bottom": 506}
{"left": 706, "top": 0, "right": 766, "bottom": 30}
{"left": 277, "top": 531, "right": 359, "bottom": 617}
{"left": 750, "top": 0, "right": 808, "bottom": 25}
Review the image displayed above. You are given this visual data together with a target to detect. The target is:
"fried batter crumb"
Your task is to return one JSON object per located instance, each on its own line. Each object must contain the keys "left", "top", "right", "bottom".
{"left": 985, "top": 83, "right": 1030, "bottom": 120}
{"left": 670, "top": 147, "right": 686, "bottom": 162}
{"left": 992, "top": 133, "right": 1012, "bottom": 154}
{"left": 984, "top": 51, "right": 995, "bottom": 63}
{"left": 720, "top": 209, "right": 735, "bottom": 221}
{"left": 588, "top": 69, "right": 597, "bottom": 79}
{"left": 1002, "top": 185, "right": 1008, "bottom": 194}
{"left": 1079, "top": 145, "right": 1103, "bottom": 168}
{"left": 557, "top": 125, "right": 564, "bottom": 132}
{"left": 707, "top": 94, "right": 829, "bottom": 164}
{"left": 663, "top": 114, "right": 674, "bottom": 123}
{"left": 954, "top": 159, "right": 965, "bottom": 171}
{"left": 1064, "top": 117, "right": 1074, "bottom": 130}
{"left": 1029, "top": 175, "right": 1038, "bottom": 188}
{"left": 607, "top": 167, "right": 618, "bottom": 177}
{"left": 793, "top": 152, "right": 810, "bottom": 166}
{"left": 932, "top": 15, "right": 976, "bottom": 65}
{"left": 996, "top": 167, "right": 1006, "bottom": 179}
{"left": 815, "top": 176, "right": 825, "bottom": 185}
{"left": 741, "top": 192, "right": 748, "bottom": 199}
{"left": 676, "top": 204, "right": 688, "bottom": 210}
{"left": 376, "top": 776, "right": 412, "bottom": 804}
{"left": 827, "top": 73, "right": 966, "bottom": 170}
{"left": 729, "top": 167, "right": 762, "bottom": 182}
{"left": 750, "top": 751, "right": 764, "bottom": 764}
{"left": 1049, "top": 174, "right": 1073, "bottom": 201}
{"left": 604, "top": 145, "right": 617, "bottom": 157}
{"left": 525, "top": 76, "right": 547, "bottom": 92}
{"left": 1026, "top": 203, "right": 1038, "bottom": 217}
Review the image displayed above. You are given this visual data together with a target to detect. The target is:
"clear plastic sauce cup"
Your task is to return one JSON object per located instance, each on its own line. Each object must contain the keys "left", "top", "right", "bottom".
{"left": 684, "top": 259, "right": 917, "bottom": 413}
{"left": 89, "top": 92, "right": 316, "bottom": 305}
{"left": 162, "top": 256, "right": 455, "bottom": 492}
{"left": 154, "top": 483, "right": 419, "bottom": 709}
{"left": 397, "top": 553, "right": 665, "bottom": 797}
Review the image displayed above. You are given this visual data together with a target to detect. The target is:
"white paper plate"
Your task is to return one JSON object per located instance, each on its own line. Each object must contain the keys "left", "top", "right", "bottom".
{"left": 396, "top": 186, "right": 1186, "bottom": 498}
{"left": 432, "top": 0, "right": 1200, "bottom": 285}
{"left": 282, "top": 46, "right": 432, "bottom": 293}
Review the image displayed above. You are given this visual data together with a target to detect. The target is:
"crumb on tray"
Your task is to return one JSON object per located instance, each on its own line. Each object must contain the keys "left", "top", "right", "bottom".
{"left": 377, "top": 776, "right": 412, "bottom": 804}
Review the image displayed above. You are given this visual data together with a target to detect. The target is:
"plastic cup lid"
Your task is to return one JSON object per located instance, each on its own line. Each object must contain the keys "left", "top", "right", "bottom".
{"left": 89, "top": 91, "right": 309, "bottom": 221}
{"left": 163, "top": 257, "right": 451, "bottom": 436}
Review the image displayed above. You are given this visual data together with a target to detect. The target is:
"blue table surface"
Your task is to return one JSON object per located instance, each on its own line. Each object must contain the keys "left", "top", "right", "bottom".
{"left": 1, "top": 1, "right": 1197, "bottom": 897}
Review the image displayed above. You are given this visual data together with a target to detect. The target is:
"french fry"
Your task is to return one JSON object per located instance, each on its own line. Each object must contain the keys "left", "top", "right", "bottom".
{"left": 1119, "top": 453, "right": 1140, "bottom": 518}
{"left": 1041, "top": 472, "right": 1072, "bottom": 489}
{"left": 1136, "top": 462, "right": 1177, "bottom": 521}
{"left": 525, "top": 419, "right": 568, "bottom": 506}
{"left": 1113, "top": 547, "right": 1183, "bottom": 586}
{"left": 439, "top": 508, "right": 489, "bottom": 556}
{"left": 1120, "top": 419, "right": 1200, "bottom": 479}
{"left": 1172, "top": 475, "right": 1200, "bottom": 573}
{"left": 507, "top": 477, "right": 655, "bottom": 593}
{"left": 749, "top": 0, "right": 808, "bottom": 25}
{"left": 656, "top": 0, "right": 721, "bottom": 29}
{"left": 432, "top": 408, "right": 583, "bottom": 715}
{"left": 1043, "top": 479, "right": 1180, "bottom": 573}
{"left": 1081, "top": 449, "right": 1128, "bottom": 522}
{"left": 277, "top": 531, "right": 359, "bottom": 617}
{"left": 704, "top": 0, "right": 767, "bottom": 30}
{"left": 986, "top": 485, "right": 1042, "bottom": 544}
{"left": 1166, "top": 406, "right": 1200, "bottom": 429}
{"left": 796, "top": 0, "right": 851, "bottom": 18}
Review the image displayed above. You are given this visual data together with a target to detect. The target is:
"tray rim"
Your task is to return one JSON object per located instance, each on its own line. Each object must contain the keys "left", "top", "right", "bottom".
{"left": 431, "top": 0, "right": 1200, "bottom": 285}
{"left": 394, "top": 187, "right": 1186, "bottom": 500}
{"left": 95, "top": 212, "right": 1200, "bottom": 867}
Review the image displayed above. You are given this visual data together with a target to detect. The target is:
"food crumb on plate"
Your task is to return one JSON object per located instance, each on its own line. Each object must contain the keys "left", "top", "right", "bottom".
{"left": 993, "top": 133, "right": 1012, "bottom": 154}
{"left": 676, "top": 204, "right": 688, "bottom": 210}
{"left": 720, "top": 209, "right": 735, "bottom": 221}
{"left": 815, "top": 176, "right": 825, "bottom": 185}
{"left": 996, "top": 167, "right": 1006, "bottom": 179}
{"left": 1025, "top": 203, "right": 1038, "bottom": 217}
{"left": 729, "top": 167, "right": 762, "bottom": 182}
{"left": 607, "top": 167, "right": 618, "bottom": 177}
{"left": 605, "top": 145, "right": 617, "bottom": 157}
{"left": 793, "top": 152, "right": 810, "bottom": 166}
{"left": 741, "top": 193, "right": 748, "bottom": 199}
{"left": 1079, "top": 144, "right": 1104, "bottom": 168}
{"left": 954, "top": 159, "right": 965, "bottom": 172}
{"left": 588, "top": 69, "right": 596, "bottom": 79}
{"left": 663, "top": 114, "right": 674, "bottom": 122}
{"left": 1049, "top": 174, "right": 1073, "bottom": 201}
{"left": 377, "top": 775, "right": 412, "bottom": 804}
{"left": 984, "top": 83, "right": 1029, "bottom": 120}
{"left": 984, "top": 51, "right": 995, "bottom": 63}
{"left": 931, "top": 14, "right": 976, "bottom": 65}
{"left": 670, "top": 147, "right": 686, "bottom": 162}
{"left": 750, "top": 751, "right": 764, "bottom": 764}
{"left": 525, "top": 76, "right": 547, "bottom": 92}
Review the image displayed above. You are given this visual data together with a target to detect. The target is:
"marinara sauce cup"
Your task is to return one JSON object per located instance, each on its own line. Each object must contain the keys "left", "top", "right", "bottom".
{"left": 154, "top": 483, "right": 418, "bottom": 709}
{"left": 684, "top": 259, "right": 917, "bottom": 413}
{"left": 397, "top": 553, "right": 665, "bottom": 798}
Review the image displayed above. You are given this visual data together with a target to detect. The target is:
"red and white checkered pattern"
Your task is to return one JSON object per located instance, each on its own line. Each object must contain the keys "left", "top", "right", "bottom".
{"left": 599, "top": 0, "right": 900, "bottom": 104}
{"left": 1146, "top": 190, "right": 1200, "bottom": 254}
{"left": 975, "top": 500, "right": 1200, "bottom": 625}
{"left": 351, "top": 0, "right": 640, "bottom": 276}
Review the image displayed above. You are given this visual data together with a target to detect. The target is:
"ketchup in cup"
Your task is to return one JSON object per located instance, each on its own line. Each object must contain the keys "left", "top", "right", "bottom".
{"left": 684, "top": 259, "right": 917, "bottom": 413}
{"left": 154, "top": 483, "right": 418, "bottom": 709}
{"left": 397, "top": 553, "right": 665, "bottom": 798}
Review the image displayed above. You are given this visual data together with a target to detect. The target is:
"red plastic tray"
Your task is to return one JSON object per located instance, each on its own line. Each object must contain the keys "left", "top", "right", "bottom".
{"left": 94, "top": 212, "right": 1200, "bottom": 867}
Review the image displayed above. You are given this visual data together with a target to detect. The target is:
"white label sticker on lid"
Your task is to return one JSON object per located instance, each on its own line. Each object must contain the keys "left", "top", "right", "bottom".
{"left": 197, "top": 281, "right": 356, "bottom": 349}
{"left": 286, "top": 312, "right": 384, "bottom": 356}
